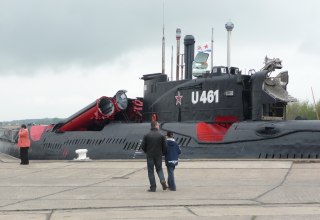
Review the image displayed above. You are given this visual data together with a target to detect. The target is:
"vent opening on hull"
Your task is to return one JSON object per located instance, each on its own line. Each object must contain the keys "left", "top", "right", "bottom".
{"left": 259, "top": 153, "right": 319, "bottom": 159}
{"left": 123, "top": 142, "right": 141, "bottom": 151}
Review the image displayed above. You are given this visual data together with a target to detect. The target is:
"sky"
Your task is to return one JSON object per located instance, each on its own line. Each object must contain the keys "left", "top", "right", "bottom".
{"left": 0, "top": 0, "right": 320, "bottom": 121}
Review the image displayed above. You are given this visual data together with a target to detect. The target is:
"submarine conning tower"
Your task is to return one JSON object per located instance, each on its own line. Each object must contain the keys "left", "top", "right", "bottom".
{"left": 141, "top": 33, "right": 297, "bottom": 123}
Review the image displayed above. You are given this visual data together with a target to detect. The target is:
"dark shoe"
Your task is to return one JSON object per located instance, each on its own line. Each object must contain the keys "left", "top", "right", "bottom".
{"left": 169, "top": 188, "right": 176, "bottom": 191}
{"left": 161, "top": 181, "right": 168, "bottom": 190}
{"left": 147, "top": 189, "right": 156, "bottom": 192}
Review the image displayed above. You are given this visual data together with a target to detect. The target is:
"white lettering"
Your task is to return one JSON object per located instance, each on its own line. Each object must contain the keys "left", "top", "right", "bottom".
{"left": 214, "top": 90, "right": 219, "bottom": 103}
{"left": 191, "top": 91, "right": 199, "bottom": 104}
{"left": 200, "top": 91, "right": 207, "bottom": 103}
{"left": 191, "top": 90, "right": 219, "bottom": 104}
{"left": 207, "top": 90, "right": 214, "bottom": 103}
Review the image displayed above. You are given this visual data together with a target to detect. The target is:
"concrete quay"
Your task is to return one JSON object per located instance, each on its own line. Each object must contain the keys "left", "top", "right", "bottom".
{"left": 0, "top": 153, "right": 320, "bottom": 219}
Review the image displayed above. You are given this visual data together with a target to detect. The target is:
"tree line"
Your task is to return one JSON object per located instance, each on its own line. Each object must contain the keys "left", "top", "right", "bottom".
{"left": 286, "top": 100, "right": 320, "bottom": 120}
{"left": 0, "top": 118, "right": 63, "bottom": 126}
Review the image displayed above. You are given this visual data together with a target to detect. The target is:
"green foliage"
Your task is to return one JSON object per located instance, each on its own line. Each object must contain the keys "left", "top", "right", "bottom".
{"left": 286, "top": 100, "right": 320, "bottom": 120}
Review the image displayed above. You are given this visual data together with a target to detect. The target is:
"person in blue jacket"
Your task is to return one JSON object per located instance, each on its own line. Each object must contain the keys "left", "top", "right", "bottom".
{"left": 165, "top": 131, "right": 181, "bottom": 191}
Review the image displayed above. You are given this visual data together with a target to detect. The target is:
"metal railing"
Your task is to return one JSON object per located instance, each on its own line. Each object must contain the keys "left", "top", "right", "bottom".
{"left": 0, "top": 127, "right": 19, "bottom": 143}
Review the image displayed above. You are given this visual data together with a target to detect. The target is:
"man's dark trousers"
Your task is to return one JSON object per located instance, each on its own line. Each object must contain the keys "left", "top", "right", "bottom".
{"left": 147, "top": 156, "right": 165, "bottom": 191}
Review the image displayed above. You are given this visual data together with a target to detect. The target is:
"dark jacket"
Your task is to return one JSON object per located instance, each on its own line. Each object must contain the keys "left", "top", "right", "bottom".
{"left": 165, "top": 138, "right": 181, "bottom": 167}
{"left": 141, "top": 128, "right": 167, "bottom": 158}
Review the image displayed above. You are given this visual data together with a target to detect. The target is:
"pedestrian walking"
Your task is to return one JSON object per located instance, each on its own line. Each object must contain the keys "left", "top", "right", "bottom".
{"left": 165, "top": 131, "right": 181, "bottom": 191}
{"left": 141, "top": 121, "right": 168, "bottom": 192}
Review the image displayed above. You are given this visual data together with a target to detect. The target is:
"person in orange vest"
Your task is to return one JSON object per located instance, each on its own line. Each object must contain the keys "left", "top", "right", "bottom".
{"left": 17, "top": 124, "right": 31, "bottom": 165}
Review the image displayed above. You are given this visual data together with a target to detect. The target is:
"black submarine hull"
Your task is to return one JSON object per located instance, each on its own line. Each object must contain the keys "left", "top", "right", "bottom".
{"left": 1, "top": 120, "right": 320, "bottom": 160}
{"left": 1, "top": 34, "right": 320, "bottom": 160}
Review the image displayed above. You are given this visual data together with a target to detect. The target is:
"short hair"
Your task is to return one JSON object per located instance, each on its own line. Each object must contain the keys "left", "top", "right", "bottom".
{"left": 21, "top": 124, "right": 27, "bottom": 129}
{"left": 167, "top": 131, "right": 173, "bottom": 138}
{"left": 151, "top": 121, "right": 158, "bottom": 129}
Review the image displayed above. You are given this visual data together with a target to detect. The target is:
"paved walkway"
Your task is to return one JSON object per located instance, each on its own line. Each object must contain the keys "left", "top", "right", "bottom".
{"left": 0, "top": 153, "right": 320, "bottom": 219}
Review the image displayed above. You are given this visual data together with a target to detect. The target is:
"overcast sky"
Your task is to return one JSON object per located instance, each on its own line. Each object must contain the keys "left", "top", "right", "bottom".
{"left": 1, "top": 0, "right": 319, "bottom": 121}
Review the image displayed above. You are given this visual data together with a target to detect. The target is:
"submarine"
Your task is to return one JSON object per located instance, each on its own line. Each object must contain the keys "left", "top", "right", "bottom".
{"left": 1, "top": 33, "right": 320, "bottom": 160}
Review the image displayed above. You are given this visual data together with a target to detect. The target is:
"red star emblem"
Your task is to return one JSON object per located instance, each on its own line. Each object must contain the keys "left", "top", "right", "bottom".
{"left": 175, "top": 91, "right": 183, "bottom": 105}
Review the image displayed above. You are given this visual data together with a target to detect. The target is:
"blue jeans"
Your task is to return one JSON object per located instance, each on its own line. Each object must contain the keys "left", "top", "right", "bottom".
{"left": 167, "top": 166, "right": 176, "bottom": 190}
{"left": 147, "top": 156, "right": 165, "bottom": 190}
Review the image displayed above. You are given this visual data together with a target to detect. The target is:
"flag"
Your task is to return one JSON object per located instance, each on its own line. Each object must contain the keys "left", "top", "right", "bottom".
{"left": 197, "top": 43, "right": 212, "bottom": 53}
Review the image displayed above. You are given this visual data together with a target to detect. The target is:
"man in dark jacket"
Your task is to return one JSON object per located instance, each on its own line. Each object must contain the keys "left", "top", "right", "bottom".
{"left": 165, "top": 131, "right": 181, "bottom": 191}
{"left": 141, "top": 121, "right": 167, "bottom": 192}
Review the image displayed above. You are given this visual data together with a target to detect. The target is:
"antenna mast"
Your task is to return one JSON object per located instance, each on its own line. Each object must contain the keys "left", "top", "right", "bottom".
{"left": 171, "top": 45, "right": 173, "bottom": 80}
{"left": 161, "top": 0, "right": 165, "bottom": 74}
{"left": 176, "top": 28, "right": 181, "bottom": 80}
{"left": 311, "top": 87, "right": 320, "bottom": 120}
{"left": 211, "top": 28, "right": 214, "bottom": 71}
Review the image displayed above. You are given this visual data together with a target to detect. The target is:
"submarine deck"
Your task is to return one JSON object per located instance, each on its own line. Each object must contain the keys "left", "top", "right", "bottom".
{"left": 0, "top": 153, "right": 320, "bottom": 219}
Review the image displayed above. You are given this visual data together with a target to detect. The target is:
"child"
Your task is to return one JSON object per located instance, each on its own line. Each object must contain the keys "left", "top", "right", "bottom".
{"left": 165, "top": 131, "right": 181, "bottom": 191}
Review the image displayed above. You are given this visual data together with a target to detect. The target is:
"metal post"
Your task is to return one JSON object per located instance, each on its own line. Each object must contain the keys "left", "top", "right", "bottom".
{"left": 211, "top": 28, "right": 214, "bottom": 71}
{"left": 170, "top": 45, "right": 173, "bottom": 81}
{"left": 225, "top": 21, "right": 234, "bottom": 69}
{"left": 161, "top": 0, "right": 165, "bottom": 74}
{"left": 184, "top": 35, "right": 195, "bottom": 80}
{"left": 176, "top": 28, "right": 181, "bottom": 80}
{"left": 162, "top": 33, "right": 165, "bottom": 74}
{"left": 180, "top": 54, "right": 184, "bottom": 80}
